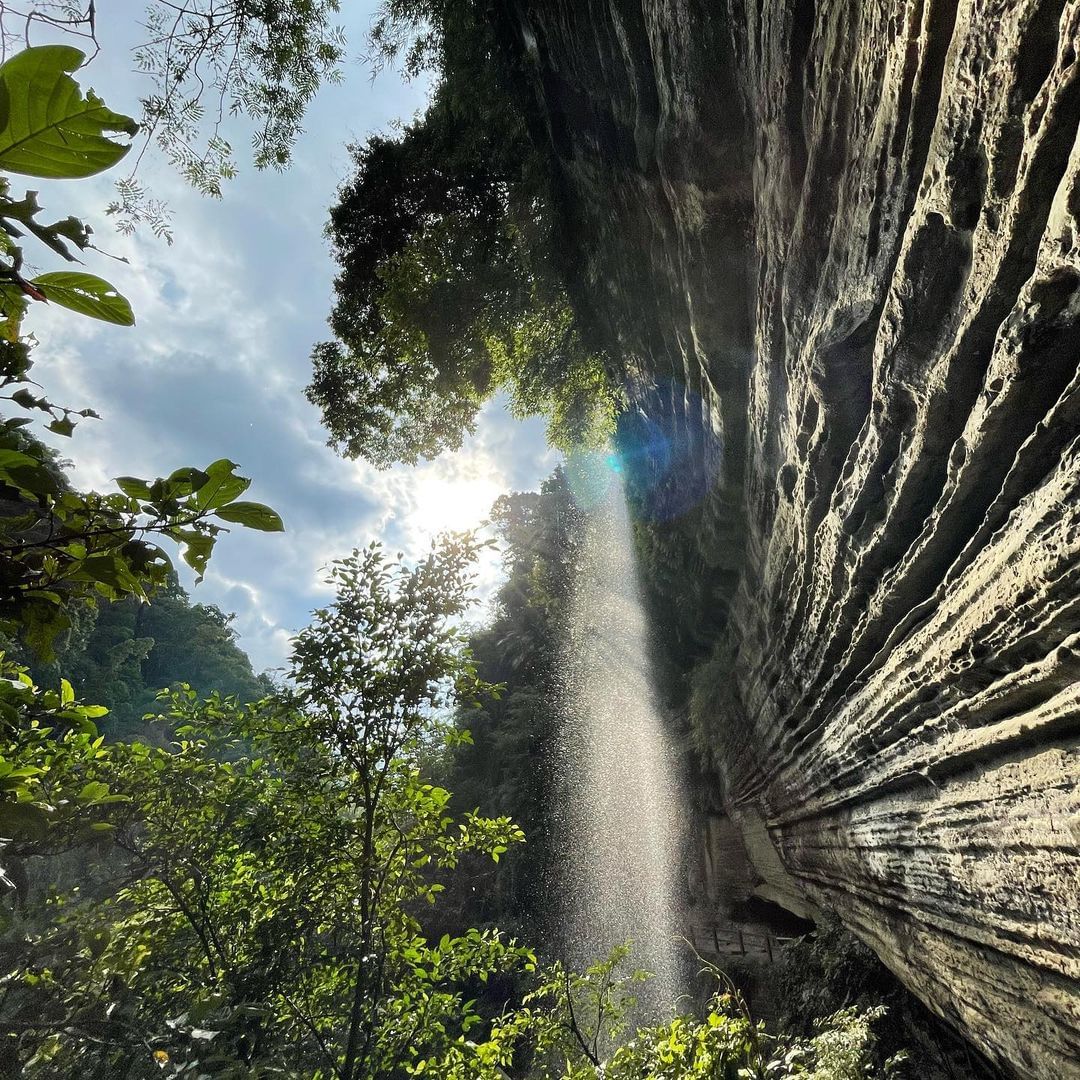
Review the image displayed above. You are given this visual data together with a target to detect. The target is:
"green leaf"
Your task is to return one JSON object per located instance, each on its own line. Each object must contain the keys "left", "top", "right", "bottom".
{"left": 192, "top": 459, "right": 250, "bottom": 511}
{"left": 46, "top": 415, "right": 75, "bottom": 437}
{"left": 180, "top": 532, "right": 215, "bottom": 581}
{"left": 115, "top": 476, "right": 152, "bottom": 499}
{"left": 31, "top": 272, "right": 134, "bottom": 325}
{"left": 214, "top": 501, "right": 284, "bottom": 532}
{"left": 0, "top": 801, "right": 49, "bottom": 840}
{"left": 21, "top": 596, "right": 69, "bottom": 660}
{"left": 0, "top": 45, "right": 137, "bottom": 178}
{"left": 0, "top": 461, "right": 61, "bottom": 496}
{"left": 77, "top": 781, "right": 110, "bottom": 803}
{"left": 0, "top": 448, "right": 38, "bottom": 470}
{"left": 77, "top": 556, "right": 125, "bottom": 590}
{"left": 9, "top": 388, "right": 43, "bottom": 410}
{"left": 167, "top": 467, "right": 210, "bottom": 493}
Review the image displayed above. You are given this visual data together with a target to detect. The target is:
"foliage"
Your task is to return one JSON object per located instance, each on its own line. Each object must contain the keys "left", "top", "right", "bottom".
{"left": 0, "top": 43, "right": 138, "bottom": 179}
{"left": 0, "top": 445, "right": 283, "bottom": 659}
{"left": 0, "top": 525, "right": 909, "bottom": 1080}
{"left": 308, "top": 1, "right": 618, "bottom": 467}
{"left": 517, "top": 949, "right": 903, "bottom": 1080}
{"left": 30, "top": 580, "right": 274, "bottom": 739}
{"left": 24, "top": 270, "right": 132, "bottom": 324}
{"left": 368, "top": 0, "right": 444, "bottom": 77}
{"left": 0, "top": 656, "right": 124, "bottom": 891}
{"left": 773, "top": 921, "right": 995, "bottom": 1079}
{"left": 0, "top": 47, "right": 283, "bottom": 663}
{"left": 597, "top": 1002, "right": 898, "bottom": 1080}
{"left": 617, "top": 442, "right": 746, "bottom": 766}
{"left": 0, "top": 41, "right": 285, "bottom": 1016}
{"left": 0, "top": 45, "right": 136, "bottom": 337}
{"left": 0, "top": 3, "right": 347, "bottom": 232}
{"left": 0, "top": 537, "right": 534, "bottom": 1079}
{"left": 132, "top": 0, "right": 346, "bottom": 196}
{"left": 414, "top": 945, "right": 901, "bottom": 1079}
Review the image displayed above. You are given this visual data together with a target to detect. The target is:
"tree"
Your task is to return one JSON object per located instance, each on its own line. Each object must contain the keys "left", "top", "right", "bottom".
{"left": 29, "top": 580, "right": 275, "bottom": 739}
{"left": 0, "top": 42, "right": 282, "bottom": 958}
{"left": 0, "top": 0, "right": 347, "bottom": 232}
{"left": 308, "top": 1, "right": 618, "bottom": 467}
{"left": 1, "top": 536, "right": 532, "bottom": 1078}
{"left": 1, "top": 534, "right": 901, "bottom": 1080}
{"left": 129, "top": 0, "right": 346, "bottom": 202}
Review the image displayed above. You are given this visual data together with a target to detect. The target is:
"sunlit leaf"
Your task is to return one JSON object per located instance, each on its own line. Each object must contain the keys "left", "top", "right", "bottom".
{"left": 181, "top": 532, "right": 215, "bottom": 581}
{"left": 46, "top": 415, "right": 75, "bottom": 437}
{"left": 192, "top": 459, "right": 250, "bottom": 510}
{"left": 115, "top": 476, "right": 153, "bottom": 499}
{"left": 31, "top": 272, "right": 134, "bottom": 325}
{"left": 214, "top": 501, "right": 284, "bottom": 532}
{"left": 0, "top": 45, "right": 137, "bottom": 178}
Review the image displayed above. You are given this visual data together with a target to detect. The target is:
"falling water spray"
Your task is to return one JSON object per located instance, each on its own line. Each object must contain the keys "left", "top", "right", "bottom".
{"left": 552, "top": 455, "right": 687, "bottom": 1018}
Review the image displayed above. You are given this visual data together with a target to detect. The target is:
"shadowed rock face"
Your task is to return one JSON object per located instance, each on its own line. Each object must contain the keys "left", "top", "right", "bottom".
{"left": 511, "top": 1, "right": 1080, "bottom": 1075}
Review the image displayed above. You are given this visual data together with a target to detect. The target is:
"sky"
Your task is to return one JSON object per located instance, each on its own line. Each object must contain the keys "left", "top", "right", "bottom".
{"left": 21, "top": 1, "right": 559, "bottom": 673}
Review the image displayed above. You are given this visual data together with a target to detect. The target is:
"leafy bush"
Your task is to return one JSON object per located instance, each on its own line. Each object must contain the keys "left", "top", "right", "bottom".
{"left": 442, "top": 947, "right": 904, "bottom": 1079}
{"left": 774, "top": 921, "right": 1000, "bottom": 1080}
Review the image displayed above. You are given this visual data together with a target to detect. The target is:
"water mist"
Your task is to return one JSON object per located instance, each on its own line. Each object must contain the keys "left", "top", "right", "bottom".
{"left": 551, "top": 461, "right": 687, "bottom": 1018}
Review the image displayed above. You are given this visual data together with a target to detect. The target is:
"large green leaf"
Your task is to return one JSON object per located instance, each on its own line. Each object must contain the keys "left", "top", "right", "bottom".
{"left": 31, "top": 272, "right": 134, "bottom": 325}
{"left": 0, "top": 800, "right": 49, "bottom": 840}
{"left": 0, "top": 448, "right": 62, "bottom": 496}
{"left": 0, "top": 448, "right": 39, "bottom": 471}
{"left": 115, "top": 476, "right": 153, "bottom": 499}
{"left": 179, "top": 530, "right": 215, "bottom": 581}
{"left": 193, "top": 459, "right": 251, "bottom": 511}
{"left": 0, "top": 45, "right": 137, "bottom": 178}
{"left": 214, "top": 501, "right": 285, "bottom": 532}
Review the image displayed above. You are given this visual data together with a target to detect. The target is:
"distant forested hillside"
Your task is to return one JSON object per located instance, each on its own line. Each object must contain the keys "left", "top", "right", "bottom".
{"left": 20, "top": 584, "right": 273, "bottom": 739}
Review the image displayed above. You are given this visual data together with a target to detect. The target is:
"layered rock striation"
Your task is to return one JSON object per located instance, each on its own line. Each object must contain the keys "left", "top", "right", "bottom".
{"left": 511, "top": 1, "right": 1080, "bottom": 1074}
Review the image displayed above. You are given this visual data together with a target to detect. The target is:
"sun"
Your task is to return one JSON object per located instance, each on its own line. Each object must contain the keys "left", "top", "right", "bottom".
{"left": 408, "top": 458, "right": 506, "bottom": 537}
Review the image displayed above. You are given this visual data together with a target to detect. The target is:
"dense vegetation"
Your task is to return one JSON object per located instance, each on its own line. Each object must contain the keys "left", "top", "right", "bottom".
{"left": 0, "top": 502, "right": 900, "bottom": 1078}
{"left": 23, "top": 582, "right": 274, "bottom": 740}
{"left": 308, "top": 1, "right": 619, "bottom": 465}
{"left": 0, "top": 7, "right": 910, "bottom": 1079}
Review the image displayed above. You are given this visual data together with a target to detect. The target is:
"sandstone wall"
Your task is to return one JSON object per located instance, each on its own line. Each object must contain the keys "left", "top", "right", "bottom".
{"left": 512, "top": 1, "right": 1080, "bottom": 1074}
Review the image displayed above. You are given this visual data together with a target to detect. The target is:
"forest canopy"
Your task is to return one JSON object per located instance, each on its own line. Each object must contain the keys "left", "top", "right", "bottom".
{"left": 307, "top": 0, "right": 619, "bottom": 466}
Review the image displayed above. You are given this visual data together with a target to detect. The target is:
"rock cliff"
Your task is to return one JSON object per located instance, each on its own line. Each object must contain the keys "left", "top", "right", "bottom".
{"left": 510, "top": 1, "right": 1080, "bottom": 1075}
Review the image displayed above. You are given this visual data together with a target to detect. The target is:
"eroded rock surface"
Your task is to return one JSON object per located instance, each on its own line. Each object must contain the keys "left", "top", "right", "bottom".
{"left": 512, "top": 1, "right": 1080, "bottom": 1074}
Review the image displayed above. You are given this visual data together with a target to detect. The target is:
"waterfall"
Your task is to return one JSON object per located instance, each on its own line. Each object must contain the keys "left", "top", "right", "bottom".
{"left": 552, "top": 459, "right": 687, "bottom": 1018}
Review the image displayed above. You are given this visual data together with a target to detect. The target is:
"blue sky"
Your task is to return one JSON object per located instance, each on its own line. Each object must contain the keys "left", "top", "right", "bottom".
{"left": 22, "top": 2, "right": 558, "bottom": 672}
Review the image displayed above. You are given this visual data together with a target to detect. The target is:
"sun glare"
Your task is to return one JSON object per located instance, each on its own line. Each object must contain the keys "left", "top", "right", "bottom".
{"left": 410, "top": 463, "right": 505, "bottom": 537}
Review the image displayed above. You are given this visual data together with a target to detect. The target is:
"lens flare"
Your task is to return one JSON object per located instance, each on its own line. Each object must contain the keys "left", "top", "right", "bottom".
{"left": 616, "top": 379, "right": 725, "bottom": 522}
